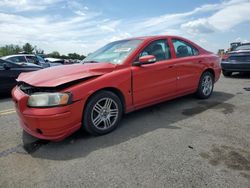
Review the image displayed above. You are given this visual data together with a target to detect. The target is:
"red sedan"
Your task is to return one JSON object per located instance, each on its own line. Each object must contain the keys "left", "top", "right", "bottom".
{"left": 12, "top": 36, "right": 221, "bottom": 141}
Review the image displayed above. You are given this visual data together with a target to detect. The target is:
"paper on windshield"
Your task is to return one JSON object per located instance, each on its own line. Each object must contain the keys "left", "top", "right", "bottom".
{"left": 114, "top": 48, "right": 131, "bottom": 53}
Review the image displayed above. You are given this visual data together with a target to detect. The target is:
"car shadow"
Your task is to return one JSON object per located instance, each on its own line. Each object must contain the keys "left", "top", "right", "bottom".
{"left": 21, "top": 91, "right": 235, "bottom": 160}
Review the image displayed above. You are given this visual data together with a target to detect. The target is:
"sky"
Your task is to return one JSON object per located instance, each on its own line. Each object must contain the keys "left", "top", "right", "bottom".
{"left": 0, "top": 0, "right": 249, "bottom": 55}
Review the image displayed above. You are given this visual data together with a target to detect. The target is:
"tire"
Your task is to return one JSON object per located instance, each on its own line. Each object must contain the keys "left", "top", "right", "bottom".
{"left": 196, "top": 71, "right": 214, "bottom": 99}
{"left": 222, "top": 70, "right": 232, "bottom": 77}
{"left": 82, "top": 90, "right": 123, "bottom": 136}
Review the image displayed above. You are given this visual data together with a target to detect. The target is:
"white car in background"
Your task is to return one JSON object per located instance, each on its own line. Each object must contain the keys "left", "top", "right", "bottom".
{"left": 44, "top": 57, "right": 65, "bottom": 65}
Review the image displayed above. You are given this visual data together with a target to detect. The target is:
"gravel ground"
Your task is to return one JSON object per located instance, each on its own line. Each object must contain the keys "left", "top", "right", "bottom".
{"left": 0, "top": 74, "right": 250, "bottom": 188}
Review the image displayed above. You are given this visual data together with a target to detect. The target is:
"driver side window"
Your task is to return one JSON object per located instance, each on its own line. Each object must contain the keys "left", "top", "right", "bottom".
{"left": 140, "top": 40, "right": 171, "bottom": 62}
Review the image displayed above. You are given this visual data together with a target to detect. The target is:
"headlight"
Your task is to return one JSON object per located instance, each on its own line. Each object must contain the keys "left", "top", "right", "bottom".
{"left": 28, "top": 92, "right": 72, "bottom": 107}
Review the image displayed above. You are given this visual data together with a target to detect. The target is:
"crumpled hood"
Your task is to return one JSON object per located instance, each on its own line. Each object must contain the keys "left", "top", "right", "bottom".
{"left": 17, "top": 63, "right": 116, "bottom": 87}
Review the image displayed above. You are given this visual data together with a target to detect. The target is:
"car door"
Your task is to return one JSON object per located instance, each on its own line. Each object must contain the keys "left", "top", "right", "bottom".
{"left": 132, "top": 39, "right": 177, "bottom": 108}
{"left": 0, "top": 60, "right": 20, "bottom": 91}
{"left": 0, "top": 60, "right": 9, "bottom": 90}
{"left": 171, "top": 38, "right": 202, "bottom": 93}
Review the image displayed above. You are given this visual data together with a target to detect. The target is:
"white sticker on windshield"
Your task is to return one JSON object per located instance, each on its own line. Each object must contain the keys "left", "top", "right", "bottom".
{"left": 114, "top": 48, "right": 131, "bottom": 53}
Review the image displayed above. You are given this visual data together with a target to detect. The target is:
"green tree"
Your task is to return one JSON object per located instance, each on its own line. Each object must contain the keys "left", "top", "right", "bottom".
{"left": 80, "top": 55, "right": 86, "bottom": 60}
{"left": 68, "top": 53, "right": 81, "bottom": 59}
{"left": 34, "top": 46, "right": 44, "bottom": 54}
{"left": 0, "top": 44, "right": 22, "bottom": 57}
{"left": 22, "top": 43, "right": 34, "bottom": 53}
{"left": 48, "top": 51, "right": 60, "bottom": 58}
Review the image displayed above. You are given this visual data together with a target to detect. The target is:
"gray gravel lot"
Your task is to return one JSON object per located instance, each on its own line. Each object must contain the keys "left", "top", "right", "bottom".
{"left": 0, "top": 75, "right": 250, "bottom": 188}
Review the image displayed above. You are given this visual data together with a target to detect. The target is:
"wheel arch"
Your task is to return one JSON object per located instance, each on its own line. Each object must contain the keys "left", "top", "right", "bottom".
{"left": 202, "top": 68, "right": 215, "bottom": 79}
{"left": 83, "top": 87, "right": 126, "bottom": 115}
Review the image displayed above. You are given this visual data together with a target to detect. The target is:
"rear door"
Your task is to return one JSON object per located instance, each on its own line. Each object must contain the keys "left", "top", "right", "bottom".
{"left": 171, "top": 38, "right": 203, "bottom": 93}
{"left": 132, "top": 39, "right": 177, "bottom": 107}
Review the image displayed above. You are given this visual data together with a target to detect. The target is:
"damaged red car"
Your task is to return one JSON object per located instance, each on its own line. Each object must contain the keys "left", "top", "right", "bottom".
{"left": 12, "top": 36, "right": 221, "bottom": 141}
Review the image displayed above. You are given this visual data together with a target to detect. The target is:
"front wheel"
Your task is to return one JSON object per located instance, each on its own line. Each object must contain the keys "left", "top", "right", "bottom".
{"left": 196, "top": 71, "right": 214, "bottom": 99}
{"left": 82, "top": 91, "right": 123, "bottom": 136}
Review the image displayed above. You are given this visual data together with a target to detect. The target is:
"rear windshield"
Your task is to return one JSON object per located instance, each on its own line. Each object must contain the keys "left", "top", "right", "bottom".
{"left": 235, "top": 44, "right": 250, "bottom": 51}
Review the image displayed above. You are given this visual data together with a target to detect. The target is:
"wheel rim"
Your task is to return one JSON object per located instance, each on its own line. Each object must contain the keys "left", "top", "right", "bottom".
{"left": 201, "top": 75, "right": 213, "bottom": 96}
{"left": 91, "top": 97, "right": 119, "bottom": 130}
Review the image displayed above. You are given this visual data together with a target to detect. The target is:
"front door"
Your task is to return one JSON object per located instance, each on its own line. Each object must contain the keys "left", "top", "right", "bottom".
{"left": 132, "top": 39, "right": 177, "bottom": 108}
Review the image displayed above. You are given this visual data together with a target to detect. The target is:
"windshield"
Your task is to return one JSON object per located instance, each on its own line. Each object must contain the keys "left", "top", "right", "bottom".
{"left": 36, "top": 55, "right": 46, "bottom": 63}
{"left": 235, "top": 44, "right": 250, "bottom": 51}
{"left": 83, "top": 39, "right": 142, "bottom": 64}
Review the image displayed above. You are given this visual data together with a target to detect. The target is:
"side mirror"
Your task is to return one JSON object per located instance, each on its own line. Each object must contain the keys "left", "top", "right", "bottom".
{"left": 3, "top": 63, "right": 11, "bottom": 70}
{"left": 133, "top": 55, "right": 156, "bottom": 66}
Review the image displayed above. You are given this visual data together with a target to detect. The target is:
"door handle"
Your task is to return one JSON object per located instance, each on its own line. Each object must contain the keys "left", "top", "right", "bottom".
{"left": 168, "top": 65, "right": 174, "bottom": 68}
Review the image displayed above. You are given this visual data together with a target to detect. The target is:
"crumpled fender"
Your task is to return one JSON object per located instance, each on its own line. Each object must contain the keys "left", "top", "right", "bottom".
{"left": 16, "top": 63, "right": 116, "bottom": 87}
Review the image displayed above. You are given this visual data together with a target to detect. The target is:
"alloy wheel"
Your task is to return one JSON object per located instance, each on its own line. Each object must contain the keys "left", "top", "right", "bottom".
{"left": 91, "top": 97, "right": 119, "bottom": 130}
{"left": 201, "top": 75, "right": 213, "bottom": 96}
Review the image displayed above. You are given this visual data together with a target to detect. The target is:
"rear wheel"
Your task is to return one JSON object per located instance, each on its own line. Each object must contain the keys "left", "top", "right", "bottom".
{"left": 222, "top": 70, "right": 232, "bottom": 77}
{"left": 196, "top": 71, "right": 214, "bottom": 99}
{"left": 82, "top": 91, "right": 123, "bottom": 135}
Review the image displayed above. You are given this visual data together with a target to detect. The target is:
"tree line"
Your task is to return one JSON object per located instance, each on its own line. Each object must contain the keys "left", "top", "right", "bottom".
{"left": 0, "top": 43, "right": 86, "bottom": 60}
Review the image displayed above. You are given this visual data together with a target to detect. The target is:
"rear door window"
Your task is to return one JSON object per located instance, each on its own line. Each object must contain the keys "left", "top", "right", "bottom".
{"left": 172, "top": 39, "right": 199, "bottom": 58}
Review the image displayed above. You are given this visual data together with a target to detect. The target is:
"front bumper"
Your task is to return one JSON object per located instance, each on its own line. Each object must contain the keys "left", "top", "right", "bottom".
{"left": 221, "top": 61, "right": 250, "bottom": 72}
{"left": 12, "top": 86, "right": 84, "bottom": 141}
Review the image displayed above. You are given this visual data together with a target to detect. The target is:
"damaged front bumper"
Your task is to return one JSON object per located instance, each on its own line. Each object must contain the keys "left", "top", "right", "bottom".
{"left": 12, "top": 85, "right": 84, "bottom": 141}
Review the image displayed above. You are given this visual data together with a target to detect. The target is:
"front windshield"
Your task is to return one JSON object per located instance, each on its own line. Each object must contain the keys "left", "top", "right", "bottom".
{"left": 83, "top": 39, "right": 142, "bottom": 64}
{"left": 235, "top": 44, "right": 250, "bottom": 51}
{"left": 37, "top": 55, "right": 46, "bottom": 63}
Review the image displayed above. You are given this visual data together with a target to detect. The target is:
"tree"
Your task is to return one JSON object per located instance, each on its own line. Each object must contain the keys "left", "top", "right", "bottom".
{"left": 68, "top": 53, "right": 81, "bottom": 59}
{"left": 80, "top": 55, "right": 86, "bottom": 60}
{"left": 22, "top": 43, "right": 34, "bottom": 53}
{"left": 0, "top": 43, "right": 86, "bottom": 59}
{"left": 48, "top": 51, "right": 60, "bottom": 58}
{"left": 0, "top": 44, "right": 22, "bottom": 57}
{"left": 34, "top": 46, "right": 44, "bottom": 54}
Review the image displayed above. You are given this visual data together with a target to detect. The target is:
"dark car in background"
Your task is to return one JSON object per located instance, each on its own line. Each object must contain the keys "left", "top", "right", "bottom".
{"left": 0, "top": 59, "right": 41, "bottom": 92}
{"left": 221, "top": 43, "right": 250, "bottom": 76}
{"left": 1, "top": 54, "right": 63, "bottom": 68}
{"left": 1, "top": 54, "right": 50, "bottom": 68}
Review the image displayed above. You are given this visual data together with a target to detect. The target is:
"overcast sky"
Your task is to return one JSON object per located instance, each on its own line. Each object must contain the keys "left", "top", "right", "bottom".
{"left": 0, "top": 0, "right": 249, "bottom": 55}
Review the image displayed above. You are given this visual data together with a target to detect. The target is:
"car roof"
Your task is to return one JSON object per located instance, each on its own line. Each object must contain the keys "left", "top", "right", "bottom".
{"left": 126, "top": 35, "right": 184, "bottom": 41}
{"left": 2, "top": 54, "right": 35, "bottom": 59}
{"left": 241, "top": 43, "right": 250, "bottom": 45}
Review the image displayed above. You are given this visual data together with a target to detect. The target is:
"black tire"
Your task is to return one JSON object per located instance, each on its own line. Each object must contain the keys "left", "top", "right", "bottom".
{"left": 82, "top": 90, "right": 123, "bottom": 136}
{"left": 196, "top": 71, "right": 214, "bottom": 99}
{"left": 222, "top": 70, "right": 232, "bottom": 77}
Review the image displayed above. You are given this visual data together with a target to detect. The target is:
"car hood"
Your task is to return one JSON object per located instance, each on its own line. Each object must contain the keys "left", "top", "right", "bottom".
{"left": 17, "top": 63, "right": 116, "bottom": 87}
